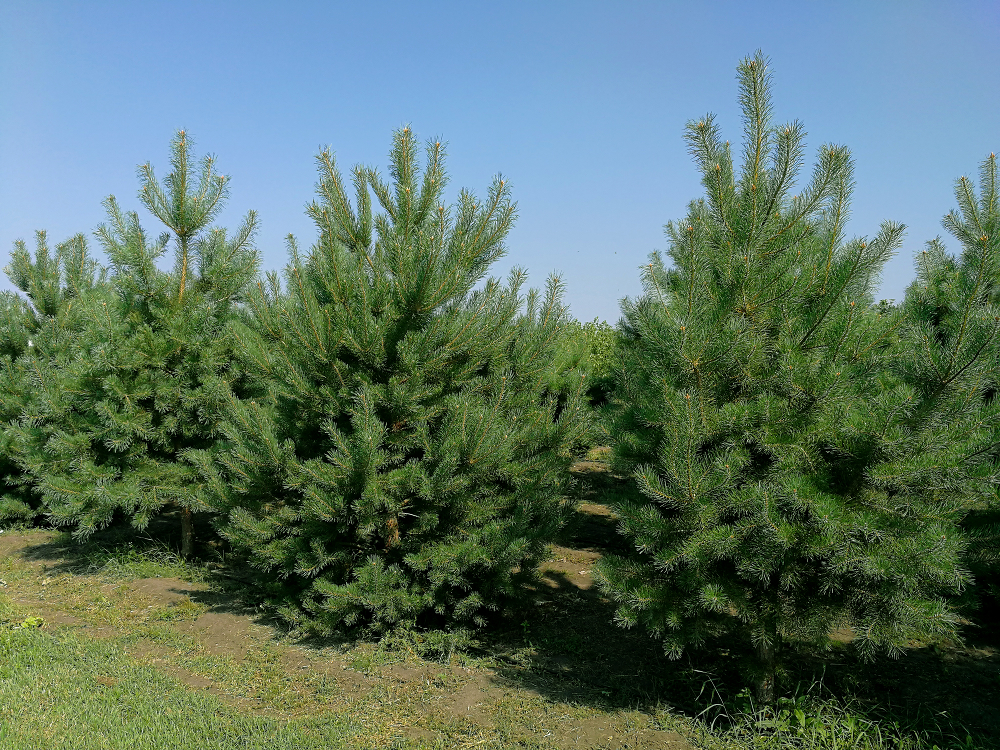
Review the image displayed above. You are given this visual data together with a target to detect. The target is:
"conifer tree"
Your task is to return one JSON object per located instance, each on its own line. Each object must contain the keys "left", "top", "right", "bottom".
{"left": 596, "top": 53, "right": 991, "bottom": 702}
{"left": 536, "top": 318, "right": 607, "bottom": 450}
{"left": 10, "top": 132, "right": 260, "bottom": 554}
{"left": 191, "top": 128, "right": 587, "bottom": 633}
{"left": 578, "top": 318, "right": 620, "bottom": 409}
{"left": 0, "top": 232, "right": 108, "bottom": 522}
{"left": 899, "top": 155, "right": 1000, "bottom": 609}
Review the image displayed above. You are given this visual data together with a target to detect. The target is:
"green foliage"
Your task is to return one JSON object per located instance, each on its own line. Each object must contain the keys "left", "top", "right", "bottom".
{"left": 561, "top": 317, "right": 619, "bottom": 406}
{"left": 596, "top": 52, "right": 990, "bottom": 702}
{"left": 899, "top": 155, "right": 1000, "bottom": 612}
{"left": 193, "top": 127, "right": 588, "bottom": 634}
{"left": 0, "top": 58, "right": 994, "bottom": 719}
{"left": 7, "top": 132, "right": 261, "bottom": 544}
{"left": 0, "top": 232, "right": 109, "bottom": 524}
{"left": 538, "top": 316, "right": 616, "bottom": 450}
{"left": 583, "top": 318, "right": 619, "bottom": 379}
{"left": 10, "top": 616, "right": 44, "bottom": 630}
{"left": 0, "top": 292, "right": 39, "bottom": 524}
{"left": 4, "top": 230, "right": 108, "bottom": 321}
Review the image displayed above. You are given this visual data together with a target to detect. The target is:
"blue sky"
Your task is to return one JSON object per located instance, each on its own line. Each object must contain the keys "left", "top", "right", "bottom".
{"left": 1, "top": 1, "right": 997, "bottom": 323}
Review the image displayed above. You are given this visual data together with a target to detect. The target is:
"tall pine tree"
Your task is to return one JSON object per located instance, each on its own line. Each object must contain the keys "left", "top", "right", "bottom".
{"left": 596, "top": 53, "right": 989, "bottom": 702}
{"left": 10, "top": 132, "right": 260, "bottom": 554}
{"left": 191, "top": 128, "right": 588, "bottom": 634}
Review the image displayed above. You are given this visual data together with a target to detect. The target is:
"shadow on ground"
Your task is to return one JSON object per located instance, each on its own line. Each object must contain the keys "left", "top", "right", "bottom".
{"left": 484, "top": 460, "right": 1000, "bottom": 746}
{"left": 4, "top": 455, "right": 999, "bottom": 748}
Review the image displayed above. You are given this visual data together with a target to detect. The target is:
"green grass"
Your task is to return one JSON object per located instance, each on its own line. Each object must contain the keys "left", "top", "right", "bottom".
{"left": 2, "top": 487, "right": 997, "bottom": 750}
{"left": 40, "top": 529, "right": 213, "bottom": 582}
{"left": 0, "top": 627, "right": 357, "bottom": 750}
{"left": 0, "top": 616, "right": 980, "bottom": 750}
{"left": 684, "top": 688, "right": 981, "bottom": 750}
{"left": 77, "top": 543, "right": 209, "bottom": 582}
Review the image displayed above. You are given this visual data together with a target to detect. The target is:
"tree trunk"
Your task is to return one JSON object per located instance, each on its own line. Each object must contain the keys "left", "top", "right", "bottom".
{"left": 180, "top": 507, "right": 194, "bottom": 558}
{"left": 178, "top": 236, "right": 188, "bottom": 302}
{"left": 755, "top": 635, "right": 777, "bottom": 706}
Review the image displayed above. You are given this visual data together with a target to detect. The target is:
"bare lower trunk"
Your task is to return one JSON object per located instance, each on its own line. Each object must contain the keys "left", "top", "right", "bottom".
{"left": 755, "top": 637, "right": 776, "bottom": 706}
{"left": 180, "top": 507, "right": 194, "bottom": 558}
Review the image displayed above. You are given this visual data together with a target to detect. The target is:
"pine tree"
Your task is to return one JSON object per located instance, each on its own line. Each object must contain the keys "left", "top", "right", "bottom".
{"left": 10, "top": 132, "right": 260, "bottom": 554}
{"left": 899, "top": 154, "right": 1000, "bottom": 612}
{"left": 595, "top": 53, "right": 986, "bottom": 703}
{"left": 535, "top": 318, "right": 607, "bottom": 451}
{"left": 0, "top": 232, "right": 108, "bottom": 523}
{"left": 191, "top": 127, "right": 587, "bottom": 634}
{"left": 578, "top": 318, "right": 620, "bottom": 409}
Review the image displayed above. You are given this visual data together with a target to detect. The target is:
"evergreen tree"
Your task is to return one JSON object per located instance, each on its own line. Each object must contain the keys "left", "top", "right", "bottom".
{"left": 596, "top": 53, "right": 990, "bottom": 702}
{"left": 545, "top": 317, "right": 619, "bottom": 449}
{"left": 578, "top": 318, "right": 620, "bottom": 409}
{"left": 191, "top": 128, "right": 587, "bottom": 634}
{"left": 536, "top": 317, "right": 608, "bottom": 451}
{"left": 0, "top": 232, "right": 108, "bottom": 523}
{"left": 10, "top": 132, "right": 260, "bottom": 554}
{"left": 899, "top": 154, "right": 1000, "bottom": 611}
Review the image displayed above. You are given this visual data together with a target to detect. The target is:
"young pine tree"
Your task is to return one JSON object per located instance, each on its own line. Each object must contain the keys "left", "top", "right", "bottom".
{"left": 579, "top": 318, "right": 620, "bottom": 409}
{"left": 191, "top": 128, "right": 588, "bottom": 634}
{"left": 595, "top": 53, "right": 983, "bottom": 703}
{"left": 899, "top": 155, "right": 1000, "bottom": 612}
{"left": 537, "top": 317, "right": 608, "bottom": 450}
{"left": 0, "top": 232, "right": 109, "bottom": 523}
{"left": 10, "top": 133, "right": 260, "bottom": 554}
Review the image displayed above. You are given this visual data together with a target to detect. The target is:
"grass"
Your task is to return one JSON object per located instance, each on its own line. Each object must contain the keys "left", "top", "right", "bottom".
{"left": 686, "top": 683, "right": 981, "bottom": 750}
{"left": 75, "top": 539, "right": 210, "bottom": 582}
{"left": 0, "top": 608, "right": 979, "bottom": 750}
{"left": 1, "top": 456, "right": 997, "bottom": 749}
{"left": 0, "top": 626, "right": 356, "bottom": 750}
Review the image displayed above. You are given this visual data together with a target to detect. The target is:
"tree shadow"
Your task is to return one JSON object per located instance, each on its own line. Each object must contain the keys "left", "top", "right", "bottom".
{"left": 7, "top": 514, "right": 286, "bottom": 627}
{"left": 5, "top": 465, "right": 999, "bottom": 747}
{"left": 478, "top": 464, "right": 1000, "bottom": 747}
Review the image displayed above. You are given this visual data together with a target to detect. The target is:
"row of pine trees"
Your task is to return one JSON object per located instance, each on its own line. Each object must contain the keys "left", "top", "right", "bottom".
{"left": 1, "top": 54, "right": 997, "bottom": 702}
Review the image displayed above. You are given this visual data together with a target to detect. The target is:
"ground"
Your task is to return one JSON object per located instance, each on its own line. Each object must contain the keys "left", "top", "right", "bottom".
{"left": 1, "top": 451, "right": 998, "bottom": 749}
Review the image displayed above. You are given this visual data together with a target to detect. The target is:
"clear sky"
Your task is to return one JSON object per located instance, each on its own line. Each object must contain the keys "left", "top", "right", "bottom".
{"left": 1, "top": 1, "right": 997, "bottom": 323}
